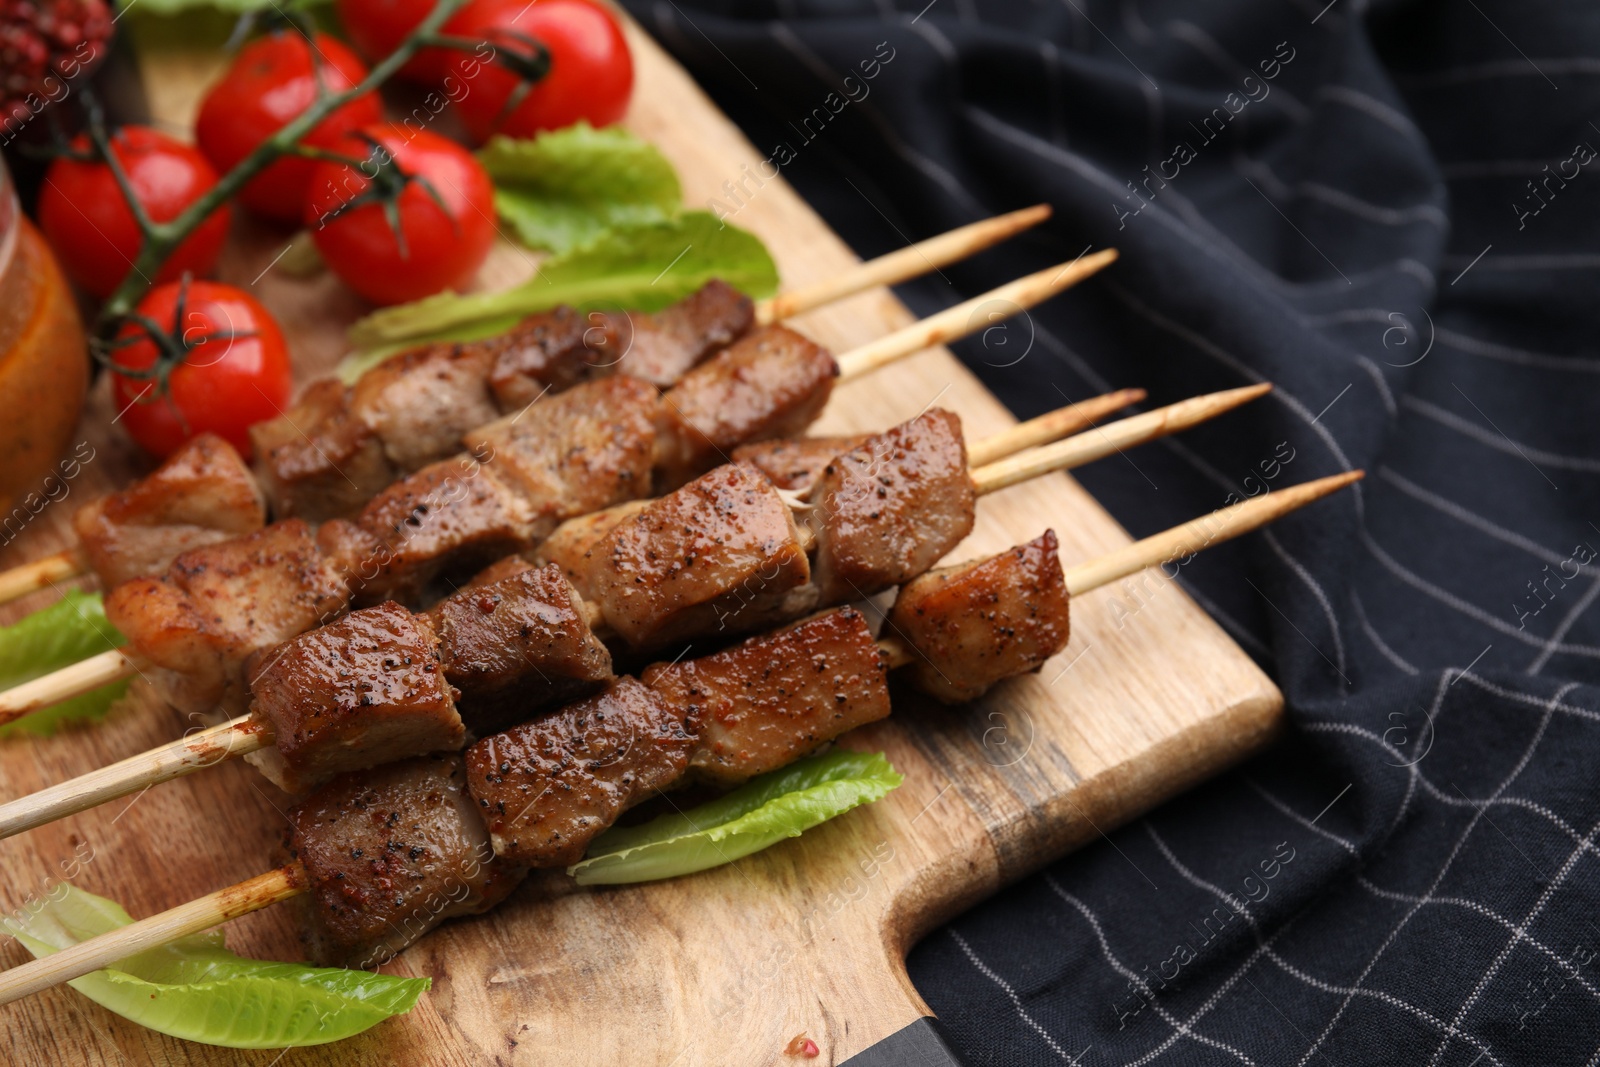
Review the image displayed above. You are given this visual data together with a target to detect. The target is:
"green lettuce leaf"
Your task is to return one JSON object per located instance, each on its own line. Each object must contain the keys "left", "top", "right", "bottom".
{"left": 346, "top": 211, "right": 779, "bottom": 349}
{"left": 569, "top": 750, "right": 902, "bottom": 886}
{"left": 480, "top": 125, "right": 682, "bottom": 254}
{"left": 1, "top": 885, "right": 428, "bottom": 1048}
{"left": 0, "top": 591, "right": 128, "bottom": 738}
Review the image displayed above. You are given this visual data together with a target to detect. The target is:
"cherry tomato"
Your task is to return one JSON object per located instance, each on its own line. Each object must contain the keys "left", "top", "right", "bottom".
{"left": 35, "top": 126, "right": 232, "bottom": 299}
{"left": 443, "top": 0, "right": 633, "bottom": 143}
{"left": 304, "top": 123, "right": 496, "bottom": 305}
{"left": 195, "top": 31, "right": 383, "bottom": 224}
{"left": 110, "top": 280, "right": 293, "bottom": 459}
{"left": 335, "top": 0, "right": 455, "bottom": 82}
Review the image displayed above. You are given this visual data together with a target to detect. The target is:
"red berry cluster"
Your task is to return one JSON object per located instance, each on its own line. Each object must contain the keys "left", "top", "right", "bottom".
{"left": 0, "top": 0, "right": 111, "bottom": 135}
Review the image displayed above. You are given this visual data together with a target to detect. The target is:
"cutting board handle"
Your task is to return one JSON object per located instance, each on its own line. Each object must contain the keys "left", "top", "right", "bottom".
{"left": 840, "top": 1018, "right": 966, "bottom": 1066}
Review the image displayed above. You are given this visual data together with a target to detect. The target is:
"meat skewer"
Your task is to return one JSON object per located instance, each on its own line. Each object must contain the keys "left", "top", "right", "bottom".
{"left": 0, "top": 206, "right": 1065, "bottom": 607}
{"left": 0, "top": 384, "right": 1270, "bottom": 837}
{"left": 0, "top": 469, "right": 1364, "bottom": 1003}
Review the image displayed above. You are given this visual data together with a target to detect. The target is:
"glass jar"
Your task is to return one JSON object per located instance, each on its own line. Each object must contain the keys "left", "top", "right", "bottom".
{"left": 0, "top": 153, "right": 89, "bottom": 513}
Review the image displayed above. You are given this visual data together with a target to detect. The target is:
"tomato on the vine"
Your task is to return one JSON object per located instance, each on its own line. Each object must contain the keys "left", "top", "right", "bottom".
{"left": 36, "top": 126, "right": 232, "bottom": 299}
{"left": 109, "top": 280, "right": 293, "bottom": 459}
{"left": 335, "top": 0, "right": 454, "bottom": 82}
{"left": 304, "top": 123, "right": 496, "bottom": 306}
{"left": 443, "top": 0, "right": 633, "bottom": 143}
{"left": 195, "top": 31, "right": 383, "bottom": 224}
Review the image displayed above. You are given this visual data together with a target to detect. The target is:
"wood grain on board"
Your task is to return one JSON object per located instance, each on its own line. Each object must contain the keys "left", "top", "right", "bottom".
{"left": 0, "top": 15, "right": 1283, "bottom": 1066}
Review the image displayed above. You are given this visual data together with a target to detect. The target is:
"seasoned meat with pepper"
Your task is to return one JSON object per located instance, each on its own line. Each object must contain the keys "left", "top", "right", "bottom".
{"left": 731, "top": 434, "right": 871, "bottom": 493}
{"left": 806, "top": 409, "right": 976, "bottom": 604}
{"left": 595, "top": 279, "right": 755, "bottom": 387}
{"left": 889, "top": 530, "right": 1071, "bottom": 704}
{"left": 348, "top": 341, "right": 501, "bottom": 474}
{"left": 104, "top": 520, "right": 352, "bottom": 718}
{"left": 644, "top": 607, "right": 890, "bottom": 788}
{"left": 488, "top": 306, "right": 614, "bottom": 411}
{"left": 464, "top": 677, "right": 697, "bottom": 867}
{"left": 284, "top": 755, "right": 526, "bottom": 967}
{"left": 250, "top": 379, "right": 398, "bottom": 523}
{"left": 654, "top": 326, "right": 838, "bottom": 489}
{"left": 587, "top": 463, "right": 814, "bottom": 651}
{"left": 428, "top": 563, "right": 613, "bottom": 734}
{"left": 529, "top": 499, "right": 651, "bottom": 601}
{"left": 74, "top": 434, "right": 266, "bottom": 587}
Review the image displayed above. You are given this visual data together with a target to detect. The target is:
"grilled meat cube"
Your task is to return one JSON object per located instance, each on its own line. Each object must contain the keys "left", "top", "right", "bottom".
{"left": 284, "top": 754, "right": 526, "bottom": 967}
{"left": 889, "top": 531, "right": 1071, "bottom": 704}
{"left": 595, "top": 279, "right": 755, "bottom": 387}
{"left": 731, "top": 434, "right": 871, "bottom": 493}
{"left": 465, "top": 376, "right": 661, "bottom": 537}
{"left": 73, "top": 434, "right": 266, "bottom": 587}
{"left": 104, "top": 520, "right": 351, "bottom": 717}
{"left": 428, "top": 563, "right": 613, "bottom": 735}
{"left": 654, "top": 326, "right": 838, "bottom": 489}
{"left": 348, "top": 342, "right": 501, "bottom": 473}
{"left": 246, "top": 603, "right": 465, "bottom": 793}
{"left": 488, "top": 306, "right": 613, "bottom": 411}
{"left": 250, "top": 379, "right": 398, "bottom": 523}
{"left": 350, "top": 458, "right": 537, "bottom": 606}
{"left": 644, "top": 607, "right": 891, "bottom": 788}
{"left": 529, "top": 499, "right": 651, "bottom": 600}
{"left": 458, "top": 555, "right": 535, "bottom": 591}
{"left": 806, "top": 409, "right": 976, "bottom": 604}
{"left": 588, "top": 463, "right": 814, "bottom": 651}
{"left": 464, "top": 677, "right": 696, "bottom": 867}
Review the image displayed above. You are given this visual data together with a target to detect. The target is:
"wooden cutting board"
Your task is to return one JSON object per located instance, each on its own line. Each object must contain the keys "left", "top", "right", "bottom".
{"left": 0, "top": 14, "right": 1283, "bottom": 1065}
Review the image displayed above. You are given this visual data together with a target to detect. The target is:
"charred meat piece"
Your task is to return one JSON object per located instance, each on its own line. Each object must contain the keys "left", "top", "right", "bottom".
{"left": 104, "top": 520, "right": 351, "bottom": 718}
{"left": 348, "top": 342, "right": 501, "bottom": 474}
{"left": 807, "top": 409, "right": 976, "bottom": 604}
{"left": 250, "top": 379, "right": 399, "bottom": 523}
{"left": 73, "top": 434, "right": 266, "bottom": 587}
{"left": 654, "top": 326, "right": 838, "bottom": 490}
{"left": 889, "top": 530, "right": 1071, "bottom": 704}
{"left": 464, "top": 677, "right": 697, "bottom": 867}
{"left": 488, "top": 306, "right": 614, "bottom": 411}
{"left": 595, "top": 280, "right": 755, "bottom": 387}
{"left": 284, "top": 754, "right": 526, "bottom": 967}
{"left": 588, "top": 463, "right": 814, "bottom": 651}
{"left": 246, "top": 603, "right": 464, "bottom": 793}
{"left": 464, "top": 376, "right": 661, "bottom": 540}
{"left": 529, "top": 499, "right": 651, "bottom": 601}
{"left": 731, "top": 434, "right": 872, "bottom": 493}
{"left": 644, "top": 607, "right": 891, "bottom": 788}
{"left": 428, "top": 563, "right": 614, "bottom": 735}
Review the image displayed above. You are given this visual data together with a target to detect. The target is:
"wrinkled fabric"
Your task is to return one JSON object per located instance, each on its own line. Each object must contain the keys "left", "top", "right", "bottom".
{"left": 624, "top": 1, "right": 1600, "bottom": 1063}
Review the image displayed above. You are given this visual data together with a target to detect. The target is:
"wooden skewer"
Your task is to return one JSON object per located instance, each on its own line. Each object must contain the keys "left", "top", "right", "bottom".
{"left": 0, "top": 547, "right": 88, "bottom": 604}
{"left": 964, "top": 387, "right": 1144, "bottom": 468}
{"left": 754, "top": 204, "right": 1052, "bottom": 325}
{"left": 0, "top": 650, "right": 141, "bottom": 724}
{"left": 0, "top": 469, "right": 1364, "bottom": 1008}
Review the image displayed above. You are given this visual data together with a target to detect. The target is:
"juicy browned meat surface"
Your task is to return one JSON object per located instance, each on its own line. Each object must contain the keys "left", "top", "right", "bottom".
{"left": 458, "top": 555, "right": 535, "bottom": 591}
{"left": 889, "top": 530, "right": 1071, "bottom": 704}
{"left": 529, "top": 499, "right": 651, "bottom": 601}
{"left": 464, "top": 677, "right": 696, "bottom": 867}
{"left": 284, "top": 755, "right": 526, "bottom": 967}
{"left": 644, "top": 607, "right": 891, "bottom": 788}
{"left": 807, "top": 409, "right": 976, "bottom": 604}
{"left": 349, "top": 342, "right": 501, "bottom": 473}
{"left": 104, "top": 520, "right": 352, "bottom": 718}
{"left": 654, "top": 326, "right": 838, "bottom": 489}
{"left": 464, "top": 376, "right": 661, "bottom": 540}
{"left": 488, "top": 306, "right": 613, "bottom": 411}
{"left": 246, "top": 603, "right": 464, "bottom": 793}
{"left": 595, "top": 280, "right": 755, "bottom": 387}
{"left": 350, "top": 459, "right": 537, "bottom": 606}
{"left": 428, "top": 563, "right": 614, "bottom": 734}
{"left": 731, "top": 434, "right": 872, "bottom": 492}
{"left": 73, "top": 434, "right": 266, "bottom": 587}
{"left": 587, "top": 463, "right": 814, "bottom": 651}
{"left": 250, "top": 379, "right": 398, "bottom": 523}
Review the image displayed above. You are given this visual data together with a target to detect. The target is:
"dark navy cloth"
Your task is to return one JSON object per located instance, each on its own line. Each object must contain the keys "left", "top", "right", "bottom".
{"left": 622, "top": 1, "right": 1600, "bottom": 1063}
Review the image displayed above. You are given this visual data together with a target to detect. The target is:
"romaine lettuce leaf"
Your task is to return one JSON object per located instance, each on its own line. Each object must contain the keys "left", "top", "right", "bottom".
{"left": 569, "top": 750, "right": 902, "bottom": 885}
{"left": 0, "top": 591, "right": 128, "bottom": 738}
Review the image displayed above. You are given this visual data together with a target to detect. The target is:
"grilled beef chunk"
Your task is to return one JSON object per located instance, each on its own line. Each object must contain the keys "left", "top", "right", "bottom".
{"left": 456, "top": 555, "right": 535, "bottom": 591}
{"left": 488, "top": 306, "right": 613, "bottom": 411}
{"left": 428, "top": 563, "right": 614, "bottom": 734}
{"left": 348, "top": 342, "right": 501, "bottom": 474}
{"left": 645, "top": 607, "right": 891, "bottom": 788}
{"left": 731, "top": 434, "right": 871, "bottom": 493}
{"left": 74, "top": 434, "right": 266, "bottom": 587}
{"left": 250, "top": 380, "right": 398, "bottom": 523}
{"left": 245, "top": 603, "right": 464, "bottom": 793}
{"left": 104, "top": 520, "right": 351, "bottom": 718}
{"left": 595, "top": 279, "right": 756, "bottom": 387}
{"left": 464, "top": 677, "right": 697, "bottom": 867}
{"left": 889, "top": 531, "right": 1071, "bottom": 704}
{"left": 588, "top": 463, "right": 814, "bottom": 651}
{"left": 285, "top": 755, "right": 526, "bottom": 967}
{"left": 529, "top": 499, "right": 651, "bottom": 601}
{"left": 806, "top": 409, "right": 976, "bottom": 604}
{"left": 654, "top": 326, "right": 838, "bottom": 490}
